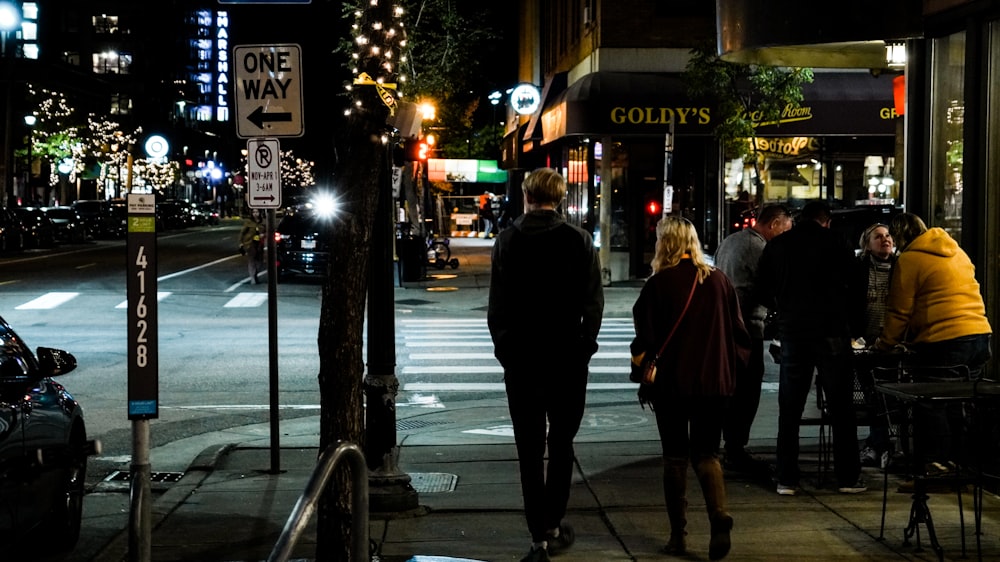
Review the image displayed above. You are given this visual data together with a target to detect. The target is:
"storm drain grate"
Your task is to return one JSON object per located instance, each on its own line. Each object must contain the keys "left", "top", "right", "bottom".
{"left": 396, "top": 298, "right": 435, "bottom": 306}
{"left": 409, "top": 472, "right": 457, "bottom": 493}
{"left": 103, "top": 470, "right": 185, "bottom": 483}
{"left": 396, "top": 418, "right": 449, "bottom": 431}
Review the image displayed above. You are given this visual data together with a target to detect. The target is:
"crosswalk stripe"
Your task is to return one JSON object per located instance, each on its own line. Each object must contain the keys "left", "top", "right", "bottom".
{"left": 403, "top": 340, "right": 631, "bottom": 347}
{"left": 15, "top": 292, "right": 80, "bottom": 310}
{"left": 224, "top": 293, "right": 269, "bottom": 308}
{"left": 407, "top": 351, "right": 630, "bottom": 360}
{"left": 402, "top": 382, "right": 636, "bottom": 391}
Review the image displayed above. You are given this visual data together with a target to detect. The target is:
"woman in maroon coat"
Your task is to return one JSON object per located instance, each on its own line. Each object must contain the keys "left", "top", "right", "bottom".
{"left": 631, "top": 216, "right": 750, "bottom": 560}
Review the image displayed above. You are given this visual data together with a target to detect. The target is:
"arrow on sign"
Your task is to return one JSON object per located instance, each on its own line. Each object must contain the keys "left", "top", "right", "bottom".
{"left": 253, "top": 194, "right": 277, "bottom": 203}
{"left": 247, "top": 107, "right": 293, "bottom": 129}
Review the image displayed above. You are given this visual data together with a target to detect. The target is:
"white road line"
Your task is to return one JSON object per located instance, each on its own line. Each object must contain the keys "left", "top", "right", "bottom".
{"left": 401, "top": 382, "right": 636, "bottom": 391}
{"left": 407, "top": 351, "right": 630, "bottom": 360}
{"left": 224, "top": 292, "right": 269, "bottom": 307}
{"left": 15, "top": 292, "right": 80, "bottom": 310}
{"left": 401, "top": 365, "right": 629, "bottom": 374}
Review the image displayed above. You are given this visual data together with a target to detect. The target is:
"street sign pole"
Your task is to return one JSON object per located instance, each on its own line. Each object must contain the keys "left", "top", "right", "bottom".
{"left": 245, "top": 137, "right": 282, "bottom": 471}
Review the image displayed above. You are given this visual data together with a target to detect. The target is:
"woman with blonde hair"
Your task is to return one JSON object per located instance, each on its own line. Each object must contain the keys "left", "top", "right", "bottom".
{"left": 631, "top": 216, "right": 750, "bottom": 560}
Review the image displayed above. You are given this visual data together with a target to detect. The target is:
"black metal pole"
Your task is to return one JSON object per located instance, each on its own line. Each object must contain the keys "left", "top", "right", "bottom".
{"left": 364, "top": 142, "right": 418, "bottom": 514}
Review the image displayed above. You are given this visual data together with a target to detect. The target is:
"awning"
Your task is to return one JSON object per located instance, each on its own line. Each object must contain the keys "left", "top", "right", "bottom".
{"left": 537, "top": 71, "right": 898, "bottom": 145}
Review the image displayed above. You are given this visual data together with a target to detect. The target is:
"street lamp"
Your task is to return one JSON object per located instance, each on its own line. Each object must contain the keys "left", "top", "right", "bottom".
{"left": 488, "top": 90, "right": 504, "bottom": 159}
{"left": 0, "top": 1, "right": 20, "bottom": 207}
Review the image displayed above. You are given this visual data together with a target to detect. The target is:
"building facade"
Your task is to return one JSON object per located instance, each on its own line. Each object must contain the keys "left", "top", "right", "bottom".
{"left": 716, "top": 0, "right": 1000, "bottom": 379}
{"left": 506, "top": 0, "right": 902, "bottom": 282}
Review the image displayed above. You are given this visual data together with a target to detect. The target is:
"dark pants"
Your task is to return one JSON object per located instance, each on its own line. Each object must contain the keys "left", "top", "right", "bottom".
{"left": 723, "top": 337, "right": 764, "bottom": 453}
{"left": 505, "top": 366, "right": 588, "bottom": 543}
{"left": 776, "top": 336, "right": 861, "bottom": 488}
{"left": 904, "top": 333, "right": 992, "bottom": 468}
{"left": 653, "top": 394, "right": 728, "bottom": 462}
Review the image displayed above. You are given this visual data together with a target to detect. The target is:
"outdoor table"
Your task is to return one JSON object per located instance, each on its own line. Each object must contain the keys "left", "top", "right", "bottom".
{"left": 874, "top": 380, "right": 1000, "bottom": 562}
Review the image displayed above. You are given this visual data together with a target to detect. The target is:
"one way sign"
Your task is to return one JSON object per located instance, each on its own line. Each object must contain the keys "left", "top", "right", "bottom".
{"left": 234, "top": 44, "right": 304, "bottom": 138}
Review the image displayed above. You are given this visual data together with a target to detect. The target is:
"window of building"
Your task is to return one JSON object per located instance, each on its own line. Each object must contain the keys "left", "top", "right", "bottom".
{"left": 564, "top": 143, "right": 590, "bottom": 230}
{"left": 93, "top": 14, "right": 119, "bottom": 35}
{"left": 92, "top": 51, "right": 132, "bottom": 74}
{"left": 110, "top": 94, "right": 132, "bottom": 115}
{"left": 928, "top": 31, "right": 966, "bottom": 239}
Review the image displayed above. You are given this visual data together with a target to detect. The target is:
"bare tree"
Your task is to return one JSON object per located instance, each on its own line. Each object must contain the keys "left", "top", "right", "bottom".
{"left": 315, "top": 1, "right": 401, "bottom": 559}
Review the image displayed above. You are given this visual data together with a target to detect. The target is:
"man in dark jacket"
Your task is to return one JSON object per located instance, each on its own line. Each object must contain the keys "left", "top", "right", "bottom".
{"left": 488, "top": 167, "right": 604, "bottom": 562}
{"left": 756, "top": 201, "right": 865, "bottom": 496}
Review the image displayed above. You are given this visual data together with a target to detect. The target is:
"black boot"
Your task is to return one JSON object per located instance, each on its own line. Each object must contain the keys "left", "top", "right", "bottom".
{"left": 662, "top": 458, "right": 688, "bottom": 554}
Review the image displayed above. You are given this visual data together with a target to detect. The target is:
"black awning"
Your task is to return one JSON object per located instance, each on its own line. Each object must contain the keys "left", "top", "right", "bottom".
{"left": 538, "top": 71, "right": 897, "bottom": 144}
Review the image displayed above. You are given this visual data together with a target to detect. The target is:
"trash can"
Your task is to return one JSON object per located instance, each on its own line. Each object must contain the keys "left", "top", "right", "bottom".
{"left": 397, "top": 233, "right": 425, "bottom": 282}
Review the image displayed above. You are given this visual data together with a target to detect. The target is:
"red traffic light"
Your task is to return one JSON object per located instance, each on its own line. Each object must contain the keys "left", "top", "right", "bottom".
{"left": 645, "top": 200, "right": 661, "bottom": 216}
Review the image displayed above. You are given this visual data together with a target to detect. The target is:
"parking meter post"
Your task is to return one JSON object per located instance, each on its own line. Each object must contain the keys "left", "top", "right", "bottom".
{"left": 128, "top": 420, "right": 151, "bottom": 562}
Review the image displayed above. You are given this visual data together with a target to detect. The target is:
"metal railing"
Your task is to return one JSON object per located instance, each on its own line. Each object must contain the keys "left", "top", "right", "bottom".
{"left": 267, "top": 441, "right": 369, "bottom": 562}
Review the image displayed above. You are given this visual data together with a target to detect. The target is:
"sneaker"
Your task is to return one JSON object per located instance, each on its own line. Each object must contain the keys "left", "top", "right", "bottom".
{"left": 545, "top": 523, "right": 575, "bottom": 555}
{"left": 776, "top": 483, "right": 797, "bottom": 496}
{"left": 859, "top": 445, "right": 878, "bottom": 467}
{"left": 838, "top": 479, "right": 868, "bottom": 494}
{"left": 521, "top": 545, "right": 551, "bottom": 562}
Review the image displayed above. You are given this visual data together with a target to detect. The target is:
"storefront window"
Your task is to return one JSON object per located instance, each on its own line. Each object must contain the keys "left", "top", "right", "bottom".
{"left": 929, "top": 31, "right": 966, "bottom": 238}
{"left": 564, "top": 144, "right": 590, "bottom": 230}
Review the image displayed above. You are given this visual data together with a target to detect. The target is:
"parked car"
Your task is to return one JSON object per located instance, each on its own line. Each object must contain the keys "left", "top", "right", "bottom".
{"left": 71, "top": 199, "right": 126, "bottom": 239}
{"left": 12, "top": 207, "right": 57, "bottom": 249}
{"left": 274, "top": 203, "right": 335, "bottom": 282}
{"left": 0, "top": 206, "right": 25, "bottom": 254}
{"left": 157, "top": 199, "right": 197, "bottom": 230}
{"left": 0, "top": 314, "right": 100, "bottom": 553}
{"left": 43, "top": 206, "right": 89, "bottom": 243}
{"left": 193, "top": 202, "right": 221, "bottom": 225}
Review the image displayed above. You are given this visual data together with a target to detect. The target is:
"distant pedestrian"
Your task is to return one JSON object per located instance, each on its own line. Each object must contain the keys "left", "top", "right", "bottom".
{"left": 479, "top": 191, "right": 496, "bottom": 237}
{"left": 488, "top": 168, "right": 604, "bottom": 562}
{"left": 713, "top": 204, "right": 792, "bottom": 475}
{"left": 239, "top": 211, "right": 264, "bottom": 284}
{"left": 757, "top": 200, "right": 866, "bottom": 496}
{"left": 873, "top": 212, "right": 992, "bottom": 478}
{"left": 631, "top": 216, "right": 750, "bottom": 560}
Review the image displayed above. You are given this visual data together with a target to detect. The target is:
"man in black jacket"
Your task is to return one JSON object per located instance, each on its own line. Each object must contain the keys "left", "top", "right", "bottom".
{"left": 488, "top": 168, "right": 604, "bottom": 562}
{"left": 756, "top": 201, "right": 865, "bottom": 496}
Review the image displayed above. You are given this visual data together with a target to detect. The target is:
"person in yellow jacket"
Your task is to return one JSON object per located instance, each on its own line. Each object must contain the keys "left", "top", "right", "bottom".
{"left": 873, "top": 212, "right": 992, "bottom": 475}
{"left": 239, "top": 211, "right": 264, "bottom": 284}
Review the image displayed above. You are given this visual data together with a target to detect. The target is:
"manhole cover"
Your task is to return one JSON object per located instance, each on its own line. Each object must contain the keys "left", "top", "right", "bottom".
{"left": 410, "top": 472, "right": 457, "bottom": 493}
{"left": 104, "top": 470, "right": 185, "bottom": 483}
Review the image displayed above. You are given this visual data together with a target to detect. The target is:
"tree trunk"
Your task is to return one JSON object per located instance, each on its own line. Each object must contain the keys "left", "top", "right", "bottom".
{"left": 315, "top": 108, "right": 384, "bottom": 560}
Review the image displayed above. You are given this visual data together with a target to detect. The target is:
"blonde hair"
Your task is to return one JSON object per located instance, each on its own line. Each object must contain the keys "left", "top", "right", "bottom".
{"left": 889, "top": 212, "right": 928, "bottom": 251}
{"left": 651, "top": 216, "right": 712, "bottom": 282}
{"left": 522, "top": 167, "right": 566, "bottom": 206}
{"left": 858, "top": 223, "right": 889, "bottom": 259}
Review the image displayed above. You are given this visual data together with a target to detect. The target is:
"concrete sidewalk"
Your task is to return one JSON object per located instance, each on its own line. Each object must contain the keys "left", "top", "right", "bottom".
{"left": 83, "top": 236, "right": 1000, "bottom": 561}
{"left": 88, "top": 401, "right": 1000, "bottom": 562}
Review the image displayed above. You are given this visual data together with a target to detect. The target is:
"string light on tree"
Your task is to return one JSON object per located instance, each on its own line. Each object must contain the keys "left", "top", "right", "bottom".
{"left": 342, "top": 1, "right": 409, "bottom": 116}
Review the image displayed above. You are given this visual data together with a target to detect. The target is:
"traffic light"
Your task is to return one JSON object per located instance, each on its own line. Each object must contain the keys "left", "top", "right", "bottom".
{"left": 645, "top": 199, "right": 661, "bottom": 217}
{"left": 402, "top": 139, "right": 431, "bottom": 162}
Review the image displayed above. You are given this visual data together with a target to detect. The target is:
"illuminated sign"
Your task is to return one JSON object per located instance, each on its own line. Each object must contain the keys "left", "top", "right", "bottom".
{"left": 427, "top": 159, "right": 508, "bottom": 183}
{"left": 510, "top": 83, "right": 541, "bottom": 116}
